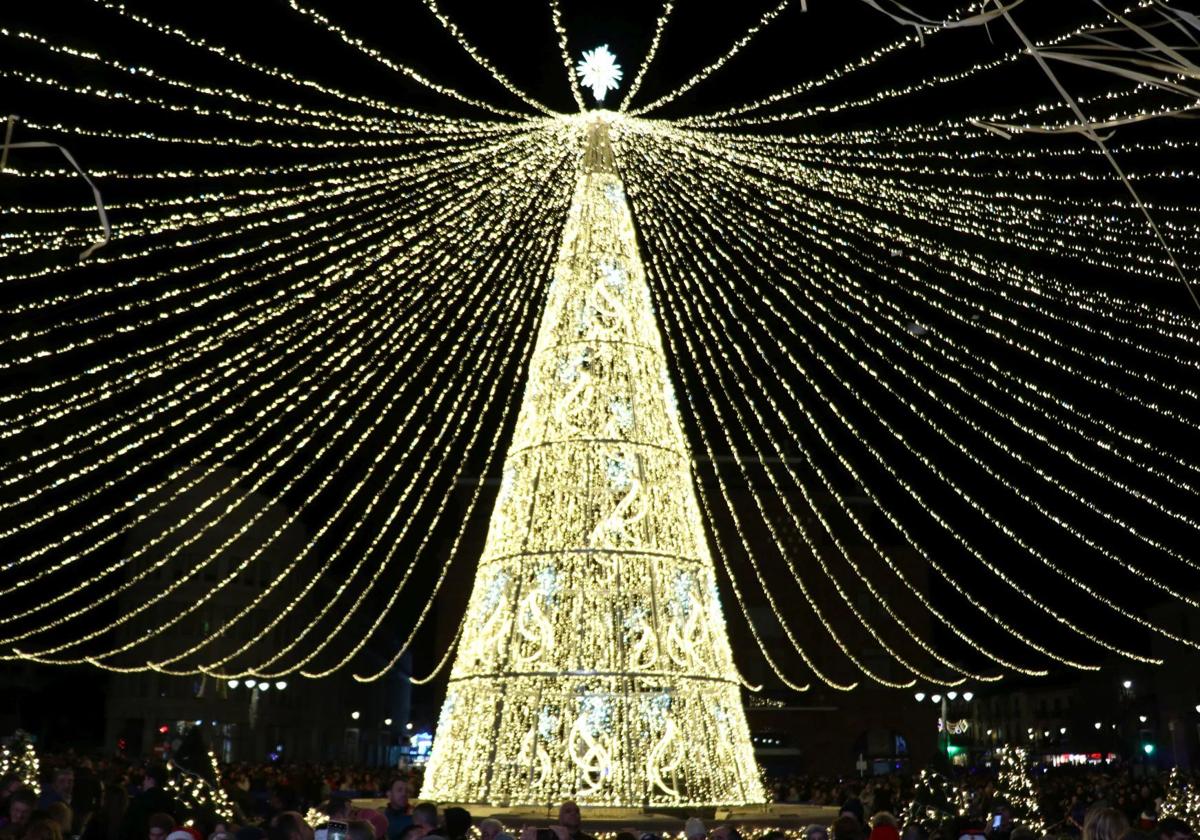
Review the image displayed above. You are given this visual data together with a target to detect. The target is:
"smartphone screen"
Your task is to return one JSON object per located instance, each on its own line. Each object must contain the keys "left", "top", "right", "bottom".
{"left": 992, "top": 816, "right": 1003, "bottom": 829}
{"left": 327, "top": 821, "right": 349, "bottom": 840}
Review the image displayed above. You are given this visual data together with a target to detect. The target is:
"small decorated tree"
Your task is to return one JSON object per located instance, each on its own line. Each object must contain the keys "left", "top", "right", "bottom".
{"left": 0, "top": 731, "right": 39, "bottom": 789}
{"left": 902, "top": 768, "right": 961, "bottom": 830}
{"left": 992, "top": 746, "right": 1044, "bottom": 833}
{"left": 1161, "top": 768, "right": 1200, "bottom": 828}
{"left": 165, "top": 728, "right": 238, "bottom": 826}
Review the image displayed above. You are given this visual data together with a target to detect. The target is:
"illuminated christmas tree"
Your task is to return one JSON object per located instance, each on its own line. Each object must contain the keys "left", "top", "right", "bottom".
{"left": 901, "top": 768, "right": 961, "bottom": 829}
{"left": 1161, "top": 768, "right": 1200, "bottom": 827}
{"left": 421, "top": 117, "right": 765, "bottom": 807}
{"left": 0, "top": 732, "right": 39, "bottom": 789}
{"left": 992, "top": 746, "right": 1044, "bottom": 832}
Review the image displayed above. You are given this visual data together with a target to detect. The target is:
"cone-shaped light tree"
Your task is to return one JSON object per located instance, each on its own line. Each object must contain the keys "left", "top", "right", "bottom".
{"left": 422, "top": 118, "right": 765, "bottom": 807}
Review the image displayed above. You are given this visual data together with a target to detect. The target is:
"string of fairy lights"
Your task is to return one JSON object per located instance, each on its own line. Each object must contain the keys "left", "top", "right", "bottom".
{"left": 1, "top": 0, "right": 1198, "bottom": 702}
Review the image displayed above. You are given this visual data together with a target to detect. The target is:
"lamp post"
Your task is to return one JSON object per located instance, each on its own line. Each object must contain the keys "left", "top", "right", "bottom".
{"left": 917, "top": 689, "right": 975, "bottom": 763}
{"left": 225, "top": 679, "right": 287, "bottom": 759}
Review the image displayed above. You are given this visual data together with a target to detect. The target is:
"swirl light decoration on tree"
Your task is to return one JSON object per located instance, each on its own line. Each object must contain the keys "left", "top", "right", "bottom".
{"left": 2, "top": 0, "right": 1200, "bottom": 802}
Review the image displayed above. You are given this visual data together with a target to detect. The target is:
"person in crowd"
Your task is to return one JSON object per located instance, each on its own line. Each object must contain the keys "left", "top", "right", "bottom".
{"left": 146, "top": 814, "right": 174, "bottom": 840}
{"left": 0, "top": 778, "right": 24, "bottom": 818}
{"left": 382, "top": 781, "right": 411, "bottom": 840}
{"left": 802, "top": 825, "right": 829, "bottom": 840}
{"left": 80, "top": 784, "right": 127, "bottom": 840}
{"left": 119, "top": 769, "right": 179, "bottom": 840}
{"left": 1138, "top": 811, "right": 1159, "bottom": 833}
{"left": 408, "top": 805, "right": 438, "bottom": 840}
{"left": 0, "top": 790, "right": 38, "bottom": 839}
{"left": 868, "top": 813, "right": 899, "bottom": 840}
{"left": 477, "top": 821, "right": 503, "bottom": 840}
{"left": 347, "top": 806, "right": 384, "bottom": 840}
{"left": 684, "top": 819, "right": 706, "bottom": 840}
{"left": 23, "top": 820, "right": 63, "bottom": 840}
{"left": 1159, "top": 818, "right": 1193, "bottom": 840}
{"left": 1084, "top": 807, "right": 1130, "bottom": 840}
{"left": 39, "top": 772, "right": 74, "bottom": 810}
{"left": 555, "top": 803, "right": 593, "bottom": 840}
{"left": 268, "top": 813, "right": 312, "bottom": 840}
{"left": 346, "top": 822, "right": 374, "bottom": 840}
{"left": 324, "top": 798, "right": 351, "bottom": 826}
{"left": 45, "top": 805, "right": 71, "bottom": 840}
{"left": 840, "top": 798, "right": 866, "bottom": 831}
{"left": 710, "top": 826, "right": 742, "bottom": 840}
{"left": 831, "top": 816, "right": 864, "bottom": 840}
{"left": 439, "top": 809, "right": 469, "bottom": 840}
{"left": 70, "top": 763, "right": 101, "bottom": 838}
{"left": 517, "top": 828, "right": 566, "bottom": 840}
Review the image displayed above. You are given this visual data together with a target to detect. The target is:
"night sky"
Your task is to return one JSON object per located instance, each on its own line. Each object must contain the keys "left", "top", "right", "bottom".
{"left": 1, "top": 0, "right": 1198, "bottom": 695}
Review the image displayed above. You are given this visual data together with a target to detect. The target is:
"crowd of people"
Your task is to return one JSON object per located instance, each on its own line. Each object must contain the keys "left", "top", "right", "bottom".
{"left": 0, "top": 754, "right": 1195, "bottom": 840}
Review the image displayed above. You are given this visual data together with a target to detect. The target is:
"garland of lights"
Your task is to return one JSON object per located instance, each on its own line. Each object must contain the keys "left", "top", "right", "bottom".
{"left": 2, "top": 0, "right": 1200, "bottom": 806}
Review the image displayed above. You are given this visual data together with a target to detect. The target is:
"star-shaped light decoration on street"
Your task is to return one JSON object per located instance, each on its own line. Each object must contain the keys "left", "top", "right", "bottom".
{"left": 576, "top": 45, "right": 622, "bottom": 105}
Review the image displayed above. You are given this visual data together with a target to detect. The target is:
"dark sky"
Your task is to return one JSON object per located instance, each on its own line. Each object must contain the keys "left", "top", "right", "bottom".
{"left": 1, "top": 1, "right": 1198, "bottom": 691}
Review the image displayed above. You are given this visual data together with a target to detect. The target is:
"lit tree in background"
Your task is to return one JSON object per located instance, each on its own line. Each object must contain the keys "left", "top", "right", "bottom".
{"left": 1160, "top": 768, "right": 1200, "bottom": 827}
{"left": 2, "top": 0, "right": 1200, "bottom": 803}
{"left": 991, "top": 746, "right": 1044, "bottom": 833}
{"left": 901, "top": 768, "right": 962, "bottom": 830}
{"left": 0, "top": 733, "right": 39, "bottom": 789}
{"left": 422, "top": 119, "right": 762, "bottom": 806}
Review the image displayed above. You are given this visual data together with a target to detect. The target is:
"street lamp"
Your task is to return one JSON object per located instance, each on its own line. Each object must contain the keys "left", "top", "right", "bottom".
{"left": 245, "top": 678, "right": 257, "bottom": 688}
{"left": 915, "top": 692, "right": 926, "bottom": 702}
{"left": 1140, "top": 715, "right": 1148, "bottom": 723}
{"left": 963, "top": 692, "right": 974, "bottom": 702}
{"left": 1095, "top": 721, "right": 1103, "bottom": 730}
{"left": 1123, "top": 680, "right": 1133, "bottom": 690}
{"left": 947, "top": 691, "right": 958, "bottom": 700}
{"left": 384, "top": 718, "right": 393, "bottom": 726}
{"left": 275, "top": 681, "right": 288, "bottom": 690}
{"left": 351, "top": 711, "right": 361, "bottom": 721}
{"left": 228, "top": 679, "right": 240, "bottom": 689}
{"left": 932, "top": 694, "right": 943, "bottom": 703}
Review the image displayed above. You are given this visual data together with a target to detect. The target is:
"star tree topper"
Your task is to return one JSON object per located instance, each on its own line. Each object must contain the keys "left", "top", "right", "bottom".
{"left": 576, "top": 45, "right": 622, "bottom": 105}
